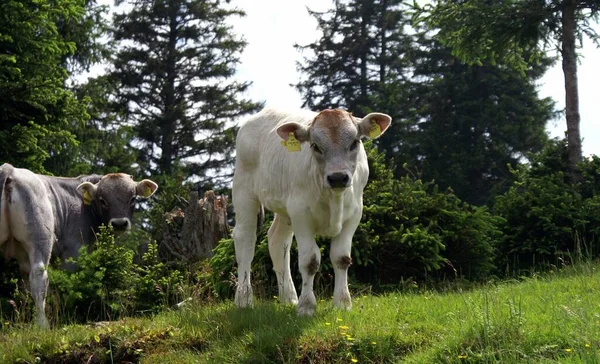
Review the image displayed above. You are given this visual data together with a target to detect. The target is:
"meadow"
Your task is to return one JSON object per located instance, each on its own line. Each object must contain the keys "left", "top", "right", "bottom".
{"left": 1, "top": 263, "right": 599, "bottom": 363}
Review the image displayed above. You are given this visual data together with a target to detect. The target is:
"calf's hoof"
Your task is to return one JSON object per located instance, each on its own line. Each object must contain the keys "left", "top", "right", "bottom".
{"left": 235, "top": 286, "right": 254, "bottom": 308}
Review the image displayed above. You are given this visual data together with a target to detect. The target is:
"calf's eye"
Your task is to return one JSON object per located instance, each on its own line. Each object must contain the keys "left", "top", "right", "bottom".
{"left": 99, "top": 198, "right": 108, "bottom": 209}
{"left": 350, "top": 140, "right": 359, "bottom": 151}
{"left": 311, "top": 143, "right": 323, "bottom": 154}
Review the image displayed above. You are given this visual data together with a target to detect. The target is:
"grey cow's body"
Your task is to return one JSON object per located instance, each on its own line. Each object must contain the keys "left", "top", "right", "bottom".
{"left": 0, "top": 164, "right": 102, "bottom": 269}
{"left": 0, "top": 163, "right": 158, "bottom": 327}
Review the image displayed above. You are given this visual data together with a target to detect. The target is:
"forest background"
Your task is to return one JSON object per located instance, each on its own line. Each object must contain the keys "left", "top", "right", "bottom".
{"left": 0, "top": 0, "right": 599, "bottom": 325}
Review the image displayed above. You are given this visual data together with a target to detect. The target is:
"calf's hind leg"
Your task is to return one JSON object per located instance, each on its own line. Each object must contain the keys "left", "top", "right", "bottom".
{"left": 232, "top": 195, "right": 260, "bottom": 308}
{"left": 268, "top": 214, "right": 298, "bottom": 304}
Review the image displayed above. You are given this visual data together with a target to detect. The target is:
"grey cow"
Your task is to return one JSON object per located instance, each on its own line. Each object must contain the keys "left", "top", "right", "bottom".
{"left": 0, "top": 163, "right": 158, "bottom": 327}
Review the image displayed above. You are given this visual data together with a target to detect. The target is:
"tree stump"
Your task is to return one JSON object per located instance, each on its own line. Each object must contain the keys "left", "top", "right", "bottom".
{"left": 161, "top": 190, "right": 230, "bottom": 263}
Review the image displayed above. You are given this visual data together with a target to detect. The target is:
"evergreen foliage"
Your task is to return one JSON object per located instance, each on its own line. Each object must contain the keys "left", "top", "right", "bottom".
{"left": 0, "top": 0, "right": 89, "bottom": 173}
{"left": 494, "top": 139, "right": 600, "bottom": 273}
{"left": 49, "top": 226, "right": 185, "bottom": 322}
{"left": 109, "top": 0, "right": 262, "bottom": 185}
{"left": 414, "top": 0, "right": 600, "bottom": 174}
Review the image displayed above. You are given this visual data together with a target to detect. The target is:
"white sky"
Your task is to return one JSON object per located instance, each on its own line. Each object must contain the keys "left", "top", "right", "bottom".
{"left": 93, "top": 0, "right": 600, "bottom": 156}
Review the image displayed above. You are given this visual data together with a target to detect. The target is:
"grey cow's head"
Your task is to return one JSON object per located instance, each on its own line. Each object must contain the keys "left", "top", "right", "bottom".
{"left": 277, "top": 109, "right": 391, "bottom": 189}
{"left": 76, "top": 174, "right": 158, "bottom": 234}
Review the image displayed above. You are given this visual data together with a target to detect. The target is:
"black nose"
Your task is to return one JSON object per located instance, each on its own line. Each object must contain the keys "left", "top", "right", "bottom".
{"left": 327, "top": 173, "right": 350, "bottom": 188}
{"left": 110, "top": 218, "right": 129, "bottom": 231}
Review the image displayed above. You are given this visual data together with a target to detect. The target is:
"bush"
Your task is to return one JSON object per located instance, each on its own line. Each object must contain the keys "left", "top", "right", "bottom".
{"left": 48, "top": 226, "right": 185, "bottom": 323}
{"left": 493, "top": 139, "right": 600, "bottom": 274}
{"left": 353, "top": 144, "right": 502, "bottom": 285}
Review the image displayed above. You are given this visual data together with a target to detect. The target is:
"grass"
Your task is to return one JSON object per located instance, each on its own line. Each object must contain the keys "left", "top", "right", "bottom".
{"left": 1, "top": 263, "right": 600, "bottom": 363}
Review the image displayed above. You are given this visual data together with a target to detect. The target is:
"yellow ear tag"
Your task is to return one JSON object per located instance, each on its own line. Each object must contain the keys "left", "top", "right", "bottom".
{"left": 369, "top": 121, "right": 382, "bottom": 138}
{"left": 83, "top": 190, "right": 92, "bottom": 205}
{"left": 281, "top": 132, "right": 301, "bottom": 152}
{"left": 142, "top": 186, "right": 153, "bottom": 198}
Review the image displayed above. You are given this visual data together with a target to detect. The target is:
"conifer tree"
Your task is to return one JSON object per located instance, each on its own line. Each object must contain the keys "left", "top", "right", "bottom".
{"left": 110, "top": 0, "right": 262, "bottom": 185}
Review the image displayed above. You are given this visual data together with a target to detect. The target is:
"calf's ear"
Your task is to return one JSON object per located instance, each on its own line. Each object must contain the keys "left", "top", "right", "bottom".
{"left": 136, "top": 180, "right": 158, "bottom": 198}
{"left": 276, "top": 122, "right": 310, "bottom": 143}
{"left": 358, "top": 113, "right": 392, "bottom": 139}
{"left": 77, "top": 182, "right": 97, "bottom": 205}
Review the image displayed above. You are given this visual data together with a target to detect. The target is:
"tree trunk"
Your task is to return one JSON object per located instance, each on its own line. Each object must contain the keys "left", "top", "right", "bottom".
{"left": 161, "top": 190, "right": 230, "bottom": 263}
{"left": 562, "top": 0, "right": 582, "bottom": 178}
{"left": 159, "top": 1, "right": 179, "bottom": 175}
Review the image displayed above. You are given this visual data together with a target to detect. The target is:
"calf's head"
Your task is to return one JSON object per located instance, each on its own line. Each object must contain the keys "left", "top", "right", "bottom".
{"left": 76, "top": 174, "right": 158, "bottom": 233}
{"left": 277, "top": 109, "right": 391, "bottom": 189}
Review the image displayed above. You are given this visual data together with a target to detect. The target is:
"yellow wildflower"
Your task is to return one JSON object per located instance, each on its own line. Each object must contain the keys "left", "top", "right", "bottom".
{"left": 458, "top": 354, "right": 467, "bottom": 359}
{"left": 339, "top": 325, "right": 349, "bottom": 330}
{"left": 325, "top": 322, "right": 331, "bottom": 326}
{"left": 351, "top": 359, "right": 358, "bottom": 363}
{"left": 565, "top": 348, "right": 573, "bottom": 352}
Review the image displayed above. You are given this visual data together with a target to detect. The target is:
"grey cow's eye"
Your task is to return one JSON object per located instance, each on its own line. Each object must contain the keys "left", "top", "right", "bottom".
{"left": 349, "top": 140, "right": 359, "bottom": 151}
{"left": 99, "top": 197, "right": 109, "bottom": 209}
{"left": 129, "top": 196, "right": 136, "bottom": 205}
{"left": 311, "top": 143, "right": 323, "bottom": 154}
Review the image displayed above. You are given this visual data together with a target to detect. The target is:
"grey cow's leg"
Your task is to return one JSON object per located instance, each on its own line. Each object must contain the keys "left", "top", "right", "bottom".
{"left": 29, "top": 249, "right": 51, "bottom": 328}
{"left": 268, "top": 214, "right": 298, "bottom": 305}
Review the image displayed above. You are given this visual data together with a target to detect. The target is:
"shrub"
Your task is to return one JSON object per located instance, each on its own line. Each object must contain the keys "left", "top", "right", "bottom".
{"left": 353, "top": 144, "right": 502, "bottom": 285}
{"left": 493, "top": 139, "right": 600, "bottom": 274}
{"left": 47, "top": 226, "right": 185, "bottom": 324}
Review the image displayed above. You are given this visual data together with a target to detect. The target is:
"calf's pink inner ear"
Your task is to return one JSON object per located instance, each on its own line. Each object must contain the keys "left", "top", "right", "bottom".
{"left": 276, "top": 122, "right": 309, "bottom": 142}
{"left": 137, "top": 180, "right": 158, "bottom": 198}
{"left": 361, "top": 113, "right": 392, "bottom": 139}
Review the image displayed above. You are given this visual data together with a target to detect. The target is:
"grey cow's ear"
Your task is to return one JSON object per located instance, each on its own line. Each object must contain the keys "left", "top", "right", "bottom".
{"left": 276, "top": 122, "right": 310, "bottom": 143}
{"left": 136, "top": 179, "right": 158, "bottom": 198}
{"left": 77, "top": 182, "right": 98, "bottom": 205}
{"left": 358, "top": 113, "right": 392, "bottom": 139}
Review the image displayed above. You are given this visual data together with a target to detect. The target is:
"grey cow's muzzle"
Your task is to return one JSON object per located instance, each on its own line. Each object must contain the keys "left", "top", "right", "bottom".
{"left": 109, "top": 218, "right": 131, "bottom": 234}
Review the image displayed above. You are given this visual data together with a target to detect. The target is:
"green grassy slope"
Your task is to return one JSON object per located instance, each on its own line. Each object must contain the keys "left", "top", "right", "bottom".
{"left": 2, "top": 265, "right": 600, "bottom": 363}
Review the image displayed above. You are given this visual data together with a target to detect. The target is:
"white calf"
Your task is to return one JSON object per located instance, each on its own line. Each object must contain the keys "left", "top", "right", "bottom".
{"left": 232, "top": 107, "right": 391, "bottom": 315}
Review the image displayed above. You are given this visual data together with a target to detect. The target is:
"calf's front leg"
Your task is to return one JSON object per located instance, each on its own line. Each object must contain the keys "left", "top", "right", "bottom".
{"left": 330, "top": 210, "right": 361, "bottom": 311}
{"left": 291, "top": 215, "right": 320, "bottom": 316}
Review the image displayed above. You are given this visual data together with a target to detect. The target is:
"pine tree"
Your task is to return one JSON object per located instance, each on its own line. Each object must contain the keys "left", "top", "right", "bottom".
{"left": 415, "top": 0, "right": 600, "bottom": 177}
{"left": 0, "top": 0, "right": 89, "bottom": 173}
{"left": 406, "top": 30, "right": 554, "bottom": 205}
{"left": 109, "top": 0, "right": 262, "bottom": 186}
{"left": 295, "top": 0, "right": 412, "bottom": 117}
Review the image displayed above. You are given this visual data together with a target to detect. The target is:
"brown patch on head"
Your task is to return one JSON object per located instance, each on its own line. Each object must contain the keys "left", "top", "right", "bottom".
{"left": 312, "top": 109, "right": 352, "bottom": 144}
{"left": 96, "top": 173, "right": 137, "bottom": 202}
{"left": 103, "top": 173, "right": 131, "bottom": 180}
{"left": 337, "top": 256, "right": 352, "bottom": 270}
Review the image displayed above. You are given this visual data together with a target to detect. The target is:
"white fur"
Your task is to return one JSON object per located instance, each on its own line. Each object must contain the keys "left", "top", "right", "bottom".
{"left": 232, "top": 107, "right": 379, "bottom": 315}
